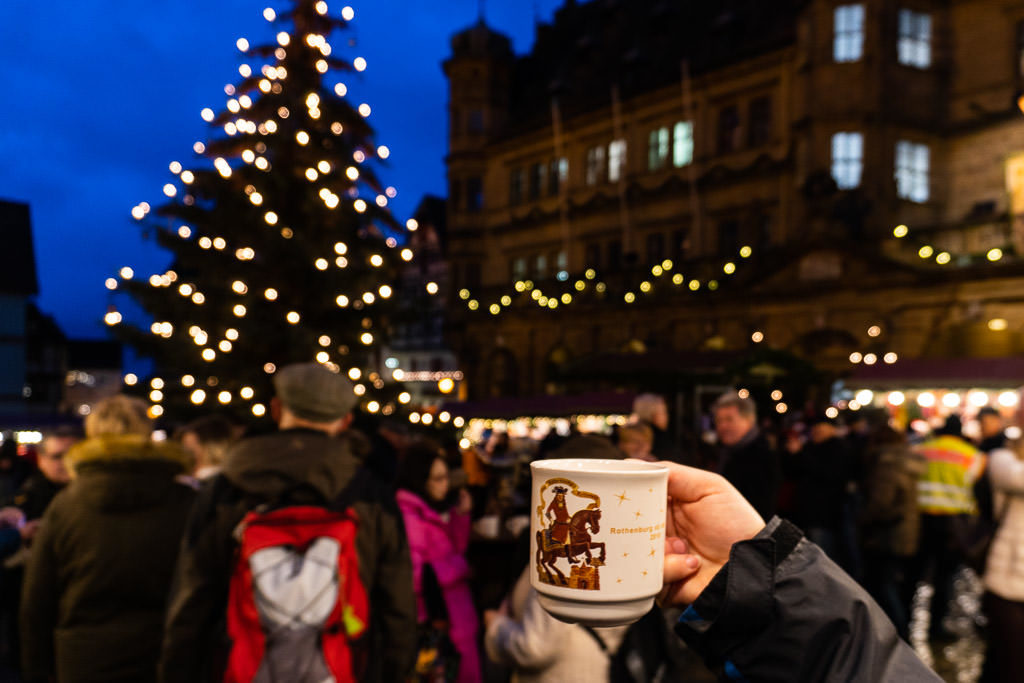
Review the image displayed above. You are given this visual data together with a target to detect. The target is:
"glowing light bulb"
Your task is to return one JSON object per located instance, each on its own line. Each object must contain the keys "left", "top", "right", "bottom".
{"left": 286, "top": 311, "right": 300, "bottom": 324}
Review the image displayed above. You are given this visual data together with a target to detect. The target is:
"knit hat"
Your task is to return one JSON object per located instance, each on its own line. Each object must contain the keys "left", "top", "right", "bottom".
{"left": 272, "top": 363, "right": 356, "bottom": 422}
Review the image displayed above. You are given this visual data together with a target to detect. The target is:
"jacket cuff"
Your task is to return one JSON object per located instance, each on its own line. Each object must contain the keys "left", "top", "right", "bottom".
{"left": 675, "top": 517, "right": 803, "bottom": 655}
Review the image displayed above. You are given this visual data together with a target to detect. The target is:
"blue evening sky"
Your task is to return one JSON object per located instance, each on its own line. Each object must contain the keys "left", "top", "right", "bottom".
{"left": 0, "top": 1, "right": 563, "bottom": 339}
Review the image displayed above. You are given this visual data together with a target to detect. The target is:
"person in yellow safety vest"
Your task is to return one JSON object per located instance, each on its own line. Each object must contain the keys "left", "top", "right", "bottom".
{"left": 906, "top": 415, "right": 986, "bottom": 640}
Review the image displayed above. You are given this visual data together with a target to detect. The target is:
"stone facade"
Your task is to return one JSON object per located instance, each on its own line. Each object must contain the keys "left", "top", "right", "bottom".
{"left": 442, "top": 0, "right": 1024, "bottom": 402}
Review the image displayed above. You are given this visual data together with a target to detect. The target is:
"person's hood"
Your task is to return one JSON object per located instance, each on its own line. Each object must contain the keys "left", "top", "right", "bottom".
{"left": 221, "top": 428, "right": 360, "bottom": 501}
{"left": 66, "top": 434, "right": 190, "bottom": 473}
{"left": 66, "top": 434, "right": 191, "bottom": 512}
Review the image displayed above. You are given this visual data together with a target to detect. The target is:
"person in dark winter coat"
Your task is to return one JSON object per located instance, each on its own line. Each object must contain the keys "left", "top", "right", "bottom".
{"left": 658, "top": 462, "right": 942, "bottom": 682}
{"left": 8, "top": 427, "right": 79, "bottom": 520}
{"left": 712, "top": 392, "right": 781, "bottom": 520}
{"left": 160, "top": 363, "right": 416, "bottom": 683}
{"left": 859, "top": 423, "right": 925, "bottom": 639}
{"left": 19, "top": 396, "right": 195, "bottom": 683}
{"left": 0, "top": 427, "right": 79, "bottom": 672}
{"left": 785, "top": 416, "right": 859, "bottom": 569}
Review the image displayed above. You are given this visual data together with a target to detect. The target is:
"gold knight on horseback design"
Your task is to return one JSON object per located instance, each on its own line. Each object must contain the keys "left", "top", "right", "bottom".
{"left": 535, "top": 478, "right": 606, "bottom": 590}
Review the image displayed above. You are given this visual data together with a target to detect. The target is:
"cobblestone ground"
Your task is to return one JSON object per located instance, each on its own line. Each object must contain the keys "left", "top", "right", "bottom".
{"left": 910, "top": 568, "right": 987, "bottom": 683}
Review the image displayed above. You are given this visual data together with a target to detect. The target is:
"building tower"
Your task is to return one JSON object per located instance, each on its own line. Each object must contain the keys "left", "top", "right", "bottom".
{"left": 442, "top": 20, "right": 513, "bottom": 297}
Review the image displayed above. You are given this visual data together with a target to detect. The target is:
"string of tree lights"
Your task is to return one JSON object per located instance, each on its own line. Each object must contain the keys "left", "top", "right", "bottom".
{"left": 455, "top": 245, "right": 755, "bottom": 316}
{"left": 105, "top": 0, "right": 435, "bottom": 420}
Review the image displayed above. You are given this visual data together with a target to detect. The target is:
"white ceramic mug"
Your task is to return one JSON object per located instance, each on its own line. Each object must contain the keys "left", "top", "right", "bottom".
{"left": 530, "top": 458, "right": 669, "bottom": 626}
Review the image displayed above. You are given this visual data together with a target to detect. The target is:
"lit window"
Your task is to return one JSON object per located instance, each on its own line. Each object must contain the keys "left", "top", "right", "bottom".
{"left": 512, "top": 257, "right": 528, "bottom": 280}
{"left": 648, "top": 127, "right": 670, "bottom": 171}
{"left": 608, "top": 139, "right": 627, "bottom": 182}
{"left": 895, "top": 140, "right": 930, "bottom": 203}
{"left": 831, "top": 132, "right": 864, "bottom": 189}
{"left": 898, "top": 9, "right": 931, "bottom": 68}
{"left": 673, "top": 121, "right": 694, "bottom": 167}
{"left": 834, "top": 5, "right": 865, "bottom": 63}
{"left": 585, "top": 145, "right": 605, "bottom": 185}
{"left": 555, "top": 250, "right": 568, "bottom": 272}
{"left": 534, "top": 253, "right": 547, "bottom": 279}
{"left": 528, "top": 162, "right": 545, "bottom": 200}
{"left": 548, "top": 157, "right": 568, "bottom": 194}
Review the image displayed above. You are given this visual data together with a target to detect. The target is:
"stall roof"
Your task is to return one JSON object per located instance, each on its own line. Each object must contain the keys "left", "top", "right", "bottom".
{"left": 847, "top": 357, "right": 1024, "bottom": 389}
{"left": 443, "top": 390, "right": 636, "bottom": 419}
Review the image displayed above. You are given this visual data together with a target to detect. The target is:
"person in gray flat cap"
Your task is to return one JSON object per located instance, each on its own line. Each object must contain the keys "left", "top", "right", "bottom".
{"left": 160, "top": 363, "right": 417, "bottom": 683}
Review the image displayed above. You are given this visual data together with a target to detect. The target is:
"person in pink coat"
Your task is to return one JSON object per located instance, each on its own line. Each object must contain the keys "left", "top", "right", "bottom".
{"left": 396, "top": 441, "right": 481, "bottom": 683}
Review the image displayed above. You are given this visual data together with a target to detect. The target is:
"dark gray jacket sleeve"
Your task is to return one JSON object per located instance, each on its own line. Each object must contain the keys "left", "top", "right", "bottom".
{"left": 675, "top": 518, "right": 941, "bottom": 682}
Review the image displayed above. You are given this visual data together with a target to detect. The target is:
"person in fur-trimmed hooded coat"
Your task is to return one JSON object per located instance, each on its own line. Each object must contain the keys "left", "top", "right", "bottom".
{"left": 20, "top": 396, "right": 195, "bottom": 683}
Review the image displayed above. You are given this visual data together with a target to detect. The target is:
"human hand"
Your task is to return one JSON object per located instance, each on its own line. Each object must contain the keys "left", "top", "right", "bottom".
{"left": 659, "top": 463, "right": 765, "bottom": 607}
{"left": 483, "top": 599, "right": 508, "bottom": 630}
{"left": 20, "top": 520, "right": 40, "bottom": 541}
{"left": 456, "top": 488, "right": 472, "bottom": 516}
{"left": 483, "top": 609, "right": 503, "bottom": 630}
{"left": 0, "top": 507, "right": 24, "bottom": 529}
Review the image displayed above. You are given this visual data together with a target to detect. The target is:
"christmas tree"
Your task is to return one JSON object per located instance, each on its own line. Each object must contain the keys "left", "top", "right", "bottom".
{"left": 107, "top": 0, "right": 420, "bottom": 421}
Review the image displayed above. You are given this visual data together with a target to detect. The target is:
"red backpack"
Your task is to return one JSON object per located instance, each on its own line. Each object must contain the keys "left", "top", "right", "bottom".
{"left": 223, "top": 499, "right": 369, "bottom": 683}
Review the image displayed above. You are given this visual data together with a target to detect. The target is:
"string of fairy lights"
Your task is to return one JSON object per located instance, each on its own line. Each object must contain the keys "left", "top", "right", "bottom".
{"left": 455, "top": 245, "right": 755, "bottom": 316}
{"left": 104, "top": 2, "right": 438, "bottom": 419}
{"left": 891, "top": 222, "right": 1011, "bottom": 266}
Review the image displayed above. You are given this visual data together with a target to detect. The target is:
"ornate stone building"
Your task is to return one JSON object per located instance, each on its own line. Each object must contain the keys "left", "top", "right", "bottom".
{"left": 442, "top": 0, "right": 1024, "bottom": 411}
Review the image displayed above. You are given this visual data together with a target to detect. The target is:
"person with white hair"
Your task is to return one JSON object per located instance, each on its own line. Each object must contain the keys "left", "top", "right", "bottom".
{"left": 632, "top": 393, "right": 675, "bottom": 461}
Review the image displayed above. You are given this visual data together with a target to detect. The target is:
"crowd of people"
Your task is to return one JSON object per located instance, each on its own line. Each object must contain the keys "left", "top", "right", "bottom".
{"left": 0, "top": 375, "right": 1016, "bottom": 682}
